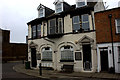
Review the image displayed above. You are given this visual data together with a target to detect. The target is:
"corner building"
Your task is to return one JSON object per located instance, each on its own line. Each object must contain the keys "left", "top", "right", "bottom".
{"left": 27, "top": 0, "right": 105, "bottom": 72}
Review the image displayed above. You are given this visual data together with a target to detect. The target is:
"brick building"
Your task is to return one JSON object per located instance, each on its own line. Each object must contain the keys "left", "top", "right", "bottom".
{"left": 95, "top": 7, "right": 120, "bottom": 73}
{"left": 1, "top": 29, "right": 28, "bottom": 62}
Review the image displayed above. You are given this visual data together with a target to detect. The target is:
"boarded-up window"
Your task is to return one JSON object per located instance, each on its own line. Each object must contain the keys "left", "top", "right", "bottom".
{"left": 75, "top": 52, "right": 82, "bottom": 60}
{"left": 60, "top": 46, "right": 74, "bottom": 61}
{"left": 42, "top": 47, "right": 52, "bottom": 61}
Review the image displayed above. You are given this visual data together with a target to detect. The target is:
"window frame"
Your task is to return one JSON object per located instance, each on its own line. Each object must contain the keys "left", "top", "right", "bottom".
{"left": 72, "top": 14, "right": 90, "bottom": 32}
{"left": 38, "top": 8, "right": 45, "bottom": 18}
{"left": 32, "top": 25, "right": 37, "bottom": 39}
{"left": 55, "top": 2, "right": 63, "bottom": 13}
{"left": 76, "top": 0, "right": 87, "bottom": 8}
{"left": 48, "top": 18, "right": 56, "bottom": 34}
{"left": 73, "top": 16, "right": 81, "bottom": 32}
{"left": 118, "top": 47, "right": 120, "bottom": 62}
{"left": 81, "top": 14, "right": 90, "bottom": 31}
{"left": 42, "top": 47, "right": 52, "bottom": 61}
{"left": 37, "top": 24, "right": 41, "bottom": 38}
{"left": 115, "top": 19, "right": 120, "bottom": 34}
{"left": 60, "top": 46, "right": 74, "bottom": 62}
{"left": 58, "top": 18, "right": 63, "bottom": 33}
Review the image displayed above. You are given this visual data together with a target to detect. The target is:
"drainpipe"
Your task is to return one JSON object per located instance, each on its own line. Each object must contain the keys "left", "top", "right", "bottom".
{"left": 108, "top": 14, "right": 115, "bottom": 72}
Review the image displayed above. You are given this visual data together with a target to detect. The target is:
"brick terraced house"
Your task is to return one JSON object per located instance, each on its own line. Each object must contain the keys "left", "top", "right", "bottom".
{"left": 27, "top": 0, "right": 105, "bottom": 72}
{"left": 95, "top": 7, "right": 120, "bottom": 73}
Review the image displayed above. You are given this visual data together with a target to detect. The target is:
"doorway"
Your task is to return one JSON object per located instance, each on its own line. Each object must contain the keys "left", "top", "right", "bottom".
{"left": 100, "top": 49, "right": 108, "bottom": 72}
{"left": 31, "top": 48, "right": 37, "bottom": 67}
{"left": 83, "top": 44, "right": 92, "bottom": 70}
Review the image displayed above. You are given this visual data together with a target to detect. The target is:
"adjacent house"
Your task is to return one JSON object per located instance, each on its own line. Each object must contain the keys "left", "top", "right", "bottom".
{"left": 27, "top": 0, "right": 105, "bottom": 72}
{"left": 1, "top": 29, "right": 28, "bottom": 62}
{"left": 95, "top": 7, "right": 120, "bottom": 73}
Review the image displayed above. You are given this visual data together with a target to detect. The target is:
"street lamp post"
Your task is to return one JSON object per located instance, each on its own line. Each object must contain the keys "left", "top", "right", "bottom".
{"left": 108, "top": 14, "right": 115, "bottom": 73}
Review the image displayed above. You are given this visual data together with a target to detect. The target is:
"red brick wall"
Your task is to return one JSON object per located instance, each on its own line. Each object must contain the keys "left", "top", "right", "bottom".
{"left": 95, "top": 8, "right": 120, "bottom": 44}
{"left": 2, "top": 43, "right": 28, "bottom": 61}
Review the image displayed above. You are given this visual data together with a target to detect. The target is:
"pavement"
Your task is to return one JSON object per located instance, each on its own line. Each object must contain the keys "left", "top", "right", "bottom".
{"left": 13, "top": 64, "right": 120, "bottom": 80}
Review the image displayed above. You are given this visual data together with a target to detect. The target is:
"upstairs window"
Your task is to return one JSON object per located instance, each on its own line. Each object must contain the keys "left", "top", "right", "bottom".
{"left": 73, "top": 16, "right": 80, "bottom": 32}
{"left": 58, "top": 18, "right": 63, "bottom": 33}
{"left": 32, "top": 25, "right": 36, "bottom": 39}
{"left": 55, "top": 3, "right": 63, "bottom": 13}
{"left": 76, "top": 0, "right": 87, "bottom": 8}
{"left": 37, "top": 24, "right": 41, "bottom": 38}
{"left": 81, "top": 14, "right": 89, "bottom": 31}
{"left": 115, "top": 19, "right": 120, "bottom": 33}
{"left": 32, "top": 24, "right": 41, "bottom": 39}
{"left": 48, "top": 18, "right": 63, "bottom": 35}
{"left": 49, "top": 19, "right": 56, "bottom": 34}
{"left": 72, "top": 14, "right": 89, "bottom": 33}
{"left": 38, "top": 8, "right": 45, "bottom": 18}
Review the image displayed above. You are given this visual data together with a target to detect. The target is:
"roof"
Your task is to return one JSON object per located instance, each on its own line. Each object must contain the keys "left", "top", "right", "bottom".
{"left": 27, "top": 2, "right": 97, "bottom": 25}
{"left": 95, "top": 7, "right": 120, "bottom": 14}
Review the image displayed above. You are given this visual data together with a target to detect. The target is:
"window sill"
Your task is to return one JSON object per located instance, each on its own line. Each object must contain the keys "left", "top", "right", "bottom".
{"left": 41, "top": 60, "right": 52, "bottom": 61}
{"left": 60, "top": 60, "right": 74, "bottom": 62}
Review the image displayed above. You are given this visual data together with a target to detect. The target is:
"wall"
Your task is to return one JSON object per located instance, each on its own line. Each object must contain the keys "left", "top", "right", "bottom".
{"left": 1, "top": 29, "right": 28, "bottom": 62}
{"left": 95, "top": 8, "right": 120, "bottom": 44}
{"left": 28, "top": 31, "right": 97, "bottom": 72}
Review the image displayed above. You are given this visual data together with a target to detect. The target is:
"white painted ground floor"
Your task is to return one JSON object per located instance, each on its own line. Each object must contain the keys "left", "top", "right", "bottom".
{"left": 28, "top": 33, "right": 98, "bottom": 73}
{"left": 97, "top": 42, "right": 120, "bottom": 73}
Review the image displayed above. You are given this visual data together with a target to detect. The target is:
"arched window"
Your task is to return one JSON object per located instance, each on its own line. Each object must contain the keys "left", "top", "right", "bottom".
{"left": 60, "top": 46, "right": 74, "bottom": 62}
{"left": 42, "top": 47, "right": 52, "bottom": 61}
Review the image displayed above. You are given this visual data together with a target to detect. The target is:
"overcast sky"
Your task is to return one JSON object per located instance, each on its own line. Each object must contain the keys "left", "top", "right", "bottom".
{"left": 0, "top": 0, "right": 120, "bottom": 43}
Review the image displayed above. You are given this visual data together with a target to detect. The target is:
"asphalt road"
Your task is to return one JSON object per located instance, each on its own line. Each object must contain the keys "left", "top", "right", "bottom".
{"left": 1, "top": 61, "right": 112, "bottom": 80}
{"left": 2, "top": 61, "right": 48, "bottom": 80}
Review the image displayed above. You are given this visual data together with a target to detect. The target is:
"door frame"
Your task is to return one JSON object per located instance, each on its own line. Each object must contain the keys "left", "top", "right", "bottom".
{"left": 31, "top": 48, "right": 37, "bottom": 67}
{"left": 100, "top": 48, "right": 109, "bottom": 72}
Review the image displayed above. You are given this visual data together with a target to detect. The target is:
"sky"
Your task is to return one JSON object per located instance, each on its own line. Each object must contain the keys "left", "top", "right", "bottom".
{"left": 0, "top": 0, "right": 120, "bottom": 43}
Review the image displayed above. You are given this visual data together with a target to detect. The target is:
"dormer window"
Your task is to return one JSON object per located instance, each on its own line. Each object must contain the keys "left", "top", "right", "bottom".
{"left": 76, "top": 0, "right": 87, "bottom": 8}
{"left": 38, "top": 8, "right": 45, "bottom": 18}
{"left": 55, "top": 2, "right": 63, "bottom": 13}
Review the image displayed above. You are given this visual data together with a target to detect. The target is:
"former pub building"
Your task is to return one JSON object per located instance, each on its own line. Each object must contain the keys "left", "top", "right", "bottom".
{"left": 27, "top": 0, "right": 105, "bottom": 72}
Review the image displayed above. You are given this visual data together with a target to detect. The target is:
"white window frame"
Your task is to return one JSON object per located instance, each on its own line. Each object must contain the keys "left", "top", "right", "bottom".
{"left": 81, "top": 14, "right": 89, "bottom": 31}
{"left": 55, "top": 2, "right": 63, "bottom": 13}
{"left": 73, "top": 16, "right": 80, "bottom": 32}
{"left": 38, "top": 8, "right": 45, "bottom": 18}
{"left": 76, "top": 0, "right": 87, "bottom": 8}
{"left": 115, "top": 19, "right": 120, "bottom": 33}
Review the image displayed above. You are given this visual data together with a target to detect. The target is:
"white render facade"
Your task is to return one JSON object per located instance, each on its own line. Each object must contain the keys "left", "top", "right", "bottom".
{"left": 97, "top": 43, "right": 120, "bottom": 73}
{"left": 27, "top": 0, "right": 105, "bottom": 72}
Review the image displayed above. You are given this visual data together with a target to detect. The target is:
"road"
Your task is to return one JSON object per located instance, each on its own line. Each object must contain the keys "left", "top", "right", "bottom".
{"left": 2, "top": 61, "right": 48, "bottom": 80}
{"left": 1, "top": 61, "right": 112, "bottom": 80}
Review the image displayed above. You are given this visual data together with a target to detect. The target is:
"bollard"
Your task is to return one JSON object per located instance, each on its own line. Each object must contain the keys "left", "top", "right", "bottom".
{"left": 39, "top": 63, "right": 42, "bottom": 76}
